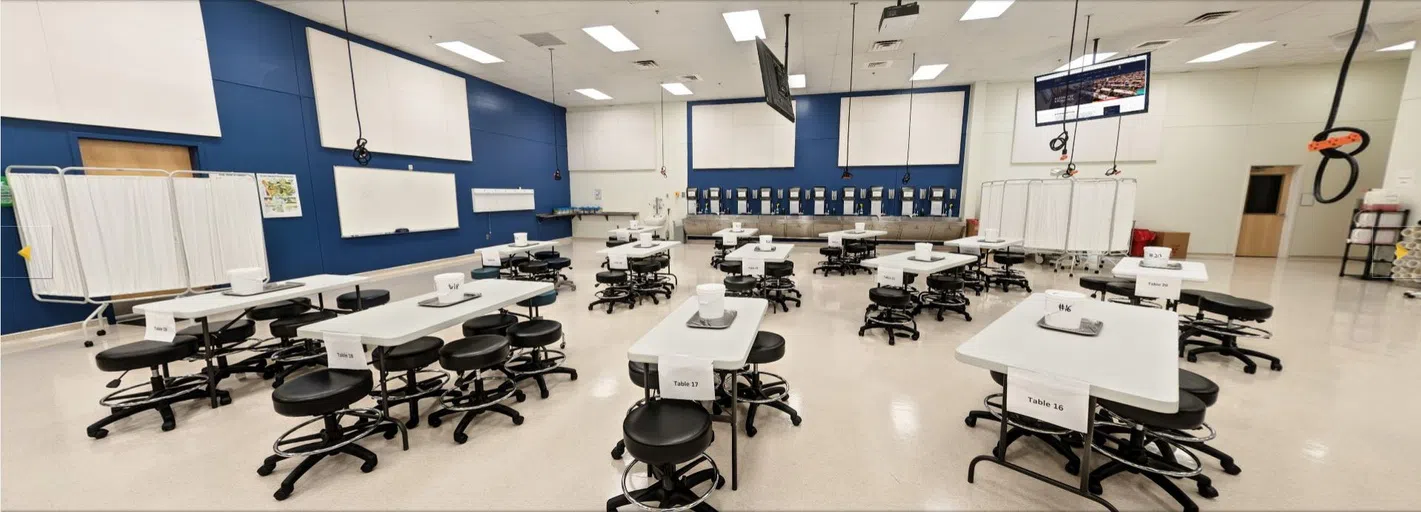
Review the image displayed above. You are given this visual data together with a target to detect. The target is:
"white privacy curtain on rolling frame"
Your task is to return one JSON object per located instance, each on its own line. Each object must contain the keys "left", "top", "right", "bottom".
{"left": 5, "top": 166, "right": 88, "bottom": 303}
{"left": 976, "top": 178, "right": 1137, "bottom": 271}
{"left": 171, "top": 171, "right": 269, "bottom": 288}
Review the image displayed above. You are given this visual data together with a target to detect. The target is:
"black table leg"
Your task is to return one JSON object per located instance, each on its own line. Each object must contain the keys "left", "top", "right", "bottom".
{"left": 199, "top": 317, "right": 220, "bottom": 408}
{"left": 731, "top": 367, "right": 739, "bottom": 490}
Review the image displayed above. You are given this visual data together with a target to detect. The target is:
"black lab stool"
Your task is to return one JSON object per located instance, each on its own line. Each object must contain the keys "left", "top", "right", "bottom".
{"left": 87, "top": 335, "right": 224, "bottom": 439}
{"left": 606, "top": 400, "right": 724, "bottom": 512}
{"left": 428, "top": 335, "right": 526, "bottom": 444}
{"left": 258, "top": 369, "right": 398, "bottom": 501}
{"left": 735, "top": 332, "right": 802, "bottom": 436}
{"left": 370, "top": 336, "right": 448, "bottom": 429}
{"left": 505, "top": 316, "right": 578, "bottom": 398}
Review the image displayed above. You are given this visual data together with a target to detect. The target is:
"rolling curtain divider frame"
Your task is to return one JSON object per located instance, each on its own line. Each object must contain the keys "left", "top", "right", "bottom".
{"left": 976, "top": 178, "right": 1137, "bottom": 269}
{"left": 6, "top": 165, "right": 88, "bottom": 304}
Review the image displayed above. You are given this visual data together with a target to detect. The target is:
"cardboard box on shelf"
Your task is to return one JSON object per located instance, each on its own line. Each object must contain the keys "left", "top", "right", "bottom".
{"left": 1149, "top": 231, "right": 1190, "bottom": 259}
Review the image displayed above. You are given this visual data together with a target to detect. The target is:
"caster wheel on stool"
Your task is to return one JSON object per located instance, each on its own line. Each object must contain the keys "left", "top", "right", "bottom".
{"left": 611, "top": 445, "right": 625, "bottom": 460}
{"left": 274, "top": 485, "right": 293, "bottom": 501}
{"left": 964, "top": 416, "right": 977, "bottom": 428}
{"left": 405, "top": 418, "right": 419, "bottom": 429}
{"left": 791, "top": 415, "right": 802, "bottom": 426}
{"left": 1197, "top": 484, "right": 1218, "bottom": 499}
{"left": 454, "top": 432, "right": 469, "bottom": 444}
{"left": 1270, "top": 362, "right": 1283, "bottom": 371}
{"left": 88, "top": 428, "right": 108, "bottom": 439}
{"left": 1089, "top": 482, "right": 1103, "bottom": 495}
{"left": 539, "top": 388, "right": 550, "bottom": 399}
{"left": 361, "top": 460, "right": 377, "bottom": 473}
{"left": 427, "top": 416, "right": 442, "bottom": 428}
{"left": 569, "top": 370, "right": 579, "bottom": 381}
{"left": 161, "top": 421, "right": 176, "bottom": 432}
{"left": 1222, "top": 462, "right": 1242, "bottom": 475}
{"left": 98, "top": 329, "right": 107, "bottom": 336}
{"left": 383, "top": 428, "right": 397, "bottom": 440}
{"left": 257, "top": 463, "right": 275, "bottom": 476}
{"left": 1186, "top": 355, "right": 1198, "bottom": 363}
{"left": 745, "top": 425, "right": 757, "bottom": 437}
{"left": 84, "top": 340, "right": 95, "bottom": 347}
{"left": 1065, "top": 461, "right": 1080, "bottom": 475}
{"left": 511, "top": 415, "right": 525, "bottom": 425}
{"left": 1244, "top": 365, "right": 1257, "bottom": 374}
{"left": 515, "top": 390, "right": 527, "bottom": 402}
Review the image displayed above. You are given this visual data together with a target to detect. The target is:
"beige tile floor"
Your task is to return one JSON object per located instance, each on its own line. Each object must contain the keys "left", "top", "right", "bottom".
{"left": 3, "top": 239, "right": 1420, "bottom": 510}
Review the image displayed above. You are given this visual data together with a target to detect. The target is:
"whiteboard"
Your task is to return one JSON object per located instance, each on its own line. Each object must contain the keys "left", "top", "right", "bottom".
{"left": 691, "top": 102, "right": 796, "bottom": 169}
{"left": 0, "top": 0, "right": 220, "bottom": 136}
{"left": 308, "top": 28, "right": 472, "bottom": 162}
{"left": 334, "top": 166, "right": 459, "bottom": 238}
{"left": 472, "top": 188, "right": 535, "bottom": 213}
{"left": 567, "top": 105, "right": 657, "bottom": 170}
{"left": 837, "top": 91, "right": 965, "bottom": 166}
{"left": 1010, "top": 84, "right": 1165, "bottom": 164}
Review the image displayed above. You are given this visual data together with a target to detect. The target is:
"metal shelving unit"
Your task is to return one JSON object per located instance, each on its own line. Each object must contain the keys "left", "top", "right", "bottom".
{"left": 1339, "top": 208, "right": 1409, "bottom": 280}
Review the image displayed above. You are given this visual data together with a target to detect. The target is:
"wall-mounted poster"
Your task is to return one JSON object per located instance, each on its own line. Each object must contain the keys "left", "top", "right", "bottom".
{"left": 256, "top": 173, "right": 302, "bottom": 218}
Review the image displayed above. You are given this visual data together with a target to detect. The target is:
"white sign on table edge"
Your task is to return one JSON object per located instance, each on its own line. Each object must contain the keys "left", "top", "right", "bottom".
{"left": 609, "top": 253, "right": 629, "bottom": 270}
{"left": 145, "top": 311, "right": 178, "bottom": 342}
{"left": 877, "top": 266, "right": 904, "bottom": 287}
{"left": 658, "top": 354, "right": 715, "bottom": 401}
{"left": 324, "top": 332, "right": 369, "bottom": 370}
{"left": 1135, "top": 275, "right": 1182, "bottom": 300}
{"left": 744, "top": 257, "right": 765, "bottom": 277}
{"left": 1005, "top": 367, "right": 1090, "bottom": 433}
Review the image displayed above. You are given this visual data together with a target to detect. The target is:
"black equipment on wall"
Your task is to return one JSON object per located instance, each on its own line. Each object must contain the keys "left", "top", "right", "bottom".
{"left": 1309, "top": 0, "right": 1373, "bottom": 204}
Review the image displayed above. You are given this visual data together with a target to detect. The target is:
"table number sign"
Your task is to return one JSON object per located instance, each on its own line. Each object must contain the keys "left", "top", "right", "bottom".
{"left": 609, "top": 253, "right": 629, "bottom": 270}
{"left": 1005, "top": 367, "right": 1090, "bottom": 432}
{"left": 744, "top": 257, "right": 765, "bottom": 277}
{"left": 877, "top": 266, "right": 904, "bottom": 287}
{"left": 1135, "top": 276, "right": 1181, "bottom": 300}
{"left": 145, "top": 312, "right": 177, "bottom": 342}
{"left": 324, "top": 332, "right": 369, "bottom": 370}
{"left": 481, "top": 250, "right": 502, "bottom": 267}
{"left": 658, "top": 354, "right": 715, "bottom": 400}
{"left": 722, "top": 234, "right": 737, "bottom": 246}
{"left": 828, "top": 233, "right": 843, "bottom": 247}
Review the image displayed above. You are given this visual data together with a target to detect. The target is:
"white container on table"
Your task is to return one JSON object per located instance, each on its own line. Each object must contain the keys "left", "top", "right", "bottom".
{"left": 759, "top": 235, "right": 772, "bottom": 250}
{"left": 732, "top": 222, "right": 743, "bottom": 230}
{"left": 638, "top": 232, "right": 652, "bottom": 242}
{"left": 435, "top": 272, "right": 465, "bottom": 304}
{"left": 915, "top": 242, "right": 933, "bottom": 260}
{"left": 855, "top": 222, "right": 866, "bottom": 231}
{"left": 513, "top": 232, "right": 528, "bottom": 245}
{"left": 1043, "top": 290, "right": 1085, "bottom": 329}
{"left": 228, "top": 267, "right": 265, "bottom": 295}
{"left": 981, "top": 228, "right": 1000, "bottom": 242}
{"left": 630, "top": 219, "right": 641, "bottom": 229}
{"left": 696, "top": 283, "right": 726, "bottom": 320}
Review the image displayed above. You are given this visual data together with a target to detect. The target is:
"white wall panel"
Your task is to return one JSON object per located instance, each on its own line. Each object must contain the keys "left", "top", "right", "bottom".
{"left": 569, "top": 102, "right": 688, "bottom": 239}
{"left": 567, "top": 105, "right": 657, "bottom": 171}
{"left": 691, "top": 102, "right": 795, "bottom": 169}
{"left": 0, "top": 0, "right": 220, "bottom": 137}
{"left": 837, "top": 91, "right": 965, "bottom": 166}
{"left": 1010, "top": 84, "right": 1166, "bottom": 164}
{"left": 307, "top": 28, "right": 472, "bottom": 162}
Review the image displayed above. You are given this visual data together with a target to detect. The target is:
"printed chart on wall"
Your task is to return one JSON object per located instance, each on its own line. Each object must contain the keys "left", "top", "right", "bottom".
{"left": 256, "top": 174, "right": 302, "bottom": 218}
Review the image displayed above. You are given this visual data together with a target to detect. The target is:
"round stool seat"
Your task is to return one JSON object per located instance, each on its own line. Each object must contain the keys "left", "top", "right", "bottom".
{"left": 272, "top": 369, "right": 373, "bottom": 417}
{"left": 1101, "top": 392, "right": 1207, "bottom": 431}
{"left": 270, "top": 311, "right": 339, "bottom": 339}
{"left": 462, "top": 312, "right": 519, "bottom": 337}
{"left": 439, "top": 335, "right": 511, "bottom": 371}
{"left": 533, "top": 250, "right": 560, "bottom": 260}
{"left": 993, "top": 252, "right": 1026, "bottom": 265}
{"left": 990, "top": 371, "right": 1007, "bottom": 386}
{"left": 1079, "top": 275, "right": 1115, "bottom": 293}
{"left": 1104, "top": 280, "right": 1139, "bottom": 298}
{"left": 470, "top": 267, "right": 501, "bottom": 280}
{"left": 719, "top": 261, "right": 743, "bottom": 273}
{"left": 1199, "top": 295, "right": 1272, "bottom": 321}
{"left": 597, "top": 271, "right": 629, "bottom": 284}
{"left": 607, "top": 240, "right": 630, "bottom": 248}
{"left": 766, "top": 261, "right": 793, "bottom": 277}
{"left": 870, "top": 287, "right": 913, "bottom": 308}
{"left": 747, "top": 331, "right": 786, "bottom": 364}
{"left": 928, "top": 274, "right": 963, "bottom": 291}
{"left": 337, "top": 289, "right": 389, "bottom": 311}
{"left": 545, "top": 257, "right": 572, "bottom": 270}
{"left": 902, "top": 272, "right": 918, "bottom": 286}
{"left": 1178, "top": 289, "right": 1233, "bottom": 309}
{"left": 819, "top": 246, "right": 843, "bottom": 256}
{"left": 724, "top": 275, "right": 758, "bottom": 292}
{"left": 628, "top": 361, "right": 658, "bottom": 390}
{"left": 1179, "top": 369, "right": 1219, "bottom": 407}
{"left": 95, "top": 336, "right": 199, "bottom": 372}
{"left": 622, "top": 400, "right": 714, "bottom": 466}
{"left": 371, "top": 336, "right": 443, "bottom": 372}
{"left": 517, "top": 290, "right": 558, "bottom": 308}
{"left": 519, "top": 260, "right": 549, "bottom": 274}
{"left": 248, "top": 299, "right": 311, "bottom": 321}
{"left": 630, "top": 259, "right": 660, "bottom": 273}
{"left": 845, "top": 241, "right": 868, "bottom": 252}
{"left": 508, "top": 255, "right": 530, "bottom": 268}
{"left": 507, "top": 319, "right": 562, "bottom": 348}
{"left": 178, "top": 319, "right": 255, "bottom": 345}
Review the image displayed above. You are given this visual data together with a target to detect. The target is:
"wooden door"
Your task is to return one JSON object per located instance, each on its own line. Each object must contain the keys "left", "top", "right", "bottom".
{"left": 1236, "top": 166, "right": 1294, "bottom": 257}
{"left": 78, "top": 138, "right": 193, "bottom": 171}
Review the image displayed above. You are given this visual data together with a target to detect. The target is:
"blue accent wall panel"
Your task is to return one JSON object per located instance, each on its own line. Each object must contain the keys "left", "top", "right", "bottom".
{"left": 0, "top": 0, "right": 569, "bottom": 334}
{"left": 687, "top": 86, "right": 969, "bottom": 216}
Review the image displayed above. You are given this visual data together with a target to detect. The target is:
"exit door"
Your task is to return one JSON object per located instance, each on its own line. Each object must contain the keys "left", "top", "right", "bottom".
{"left": 1236, "top": 166, "right": 1294, "bottom": 257}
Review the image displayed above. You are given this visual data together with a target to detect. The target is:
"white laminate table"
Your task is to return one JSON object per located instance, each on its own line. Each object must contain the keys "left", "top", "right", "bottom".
{"left": 298, "top": 279, "right": 553, "bottom": 346}
{"left": 861, "top": 250, "right": 977, "bottom": 274}
{"left": 724, "top": 243, "right": 795, "bottom": 262}
{"left": 628, "top": 296, "right": 768, "bottom": 490}
{"left": 134, "top": 274, "right": 369, "bottom": 408}
{"left": 609, "top": 226, "right": 661, "bottom": 240}
{"left": 817, "top": 229, "right": 888, "bottom": 240}
{"left": 596, "top": 240, "right": 681, "bottom": 258}
{"left": 1110, "top": 257, "right": 1209, "bottom": 282}
{"left": 712, "top": 227, "right": 759, "bottom": 238}
{"left": 481, "top": 240, "right": 558, "bottom": 256}
{"left": 955, "top": 293, "right": 1180, "bottom": 510}
{"left": 944, "top": 236, "right": 1025, "bottom": 251}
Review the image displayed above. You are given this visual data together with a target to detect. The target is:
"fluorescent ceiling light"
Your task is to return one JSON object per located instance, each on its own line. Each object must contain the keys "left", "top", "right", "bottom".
{"left": 960, "top": 0, "right": 1015, "bottom": 21}
{"left": 1377, "top": 40, "right": 1416, "bottom": 52}
{"left": 1188, "top": 41, "right": 1274, "bottom": 63}
{"left": 575, "top": 88, "right": 612, "bottom": 100}
{"left": 660, "top": 83, "right": 693, "bottom": 96}
{"left": 1053, "top": 52, "right": 1117, "bottom": 72}
{"left": 910, "top": 64, "right": 949, "bottom": 81}
{"left": 788, "top": 74, "right": 806, "bottom": 88}
{"left": 582, "top": 25, "right": 639, "bottom": 52}
{"left": 722, "top": 10, "right": 766, "bottom": 42}
{"left": 435, "top": 41, "right": 503, "bottom": 64}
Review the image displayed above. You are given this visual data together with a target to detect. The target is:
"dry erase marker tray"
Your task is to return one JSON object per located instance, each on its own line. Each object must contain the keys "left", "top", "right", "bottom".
{"left": 1037, "top": 317, "right": 1103, "bottom": 336}
{"left": 417, "top": 292, "right": 483, "bottom": 308}
{"left": 687, "top": 310, "right": 738, "bottom": 330}
{"left": 223, "top": 281, "right": 304, "bottom": 297}
{"left": 1139, "top": 261, "right": 1183, "bottom": 270}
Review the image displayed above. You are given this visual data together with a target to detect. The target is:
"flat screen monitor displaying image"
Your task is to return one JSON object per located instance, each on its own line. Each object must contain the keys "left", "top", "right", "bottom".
{"left": 756, "top": 38, "right": 796, "bottom": 123}
{"left": 1033, "top": 53, "right": 1150, "bottom": 127}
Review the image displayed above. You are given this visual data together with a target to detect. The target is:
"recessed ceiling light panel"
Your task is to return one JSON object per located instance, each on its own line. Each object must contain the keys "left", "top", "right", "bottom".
{"left": 435, "top": 41, "right": 503, "bottom": 64}
{"left": 910, "top": 64, "right": 948, "bottom": 81}
{"left": 1188, "top": 41, "right": 1274, "bottom": 63}
{"left": 1053, "top": 52, "right": 1117, "bottom": 72}
{"left": 722, "top": 10, "right": 766, "bottom": 42}
{"left": 788, "top": 74, "right": 806, "bottom": 88}
{"left": 582, "top": 25, "right": 639, "bottom": 52}
{"left": 960, "top": 0, "right": 1015, "bottom": 21}
{"left": 660, "top": 83, "right": 693, "bottom": 96}
{"left": 1377, "top": 40, "right": 1415, "bottom": 52}
{"left": 575, "top": 88, "right": 612, "bottom": 100}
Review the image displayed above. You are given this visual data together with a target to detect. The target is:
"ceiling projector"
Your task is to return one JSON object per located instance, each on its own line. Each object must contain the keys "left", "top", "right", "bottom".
{"left": 879, "top": 2, "right": 920, "bottom": 35}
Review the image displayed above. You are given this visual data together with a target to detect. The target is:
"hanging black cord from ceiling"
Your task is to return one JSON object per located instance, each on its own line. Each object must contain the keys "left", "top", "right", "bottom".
{"left": 1048, "top": 0, "right": 1082, "bottom": 161}
{"left": 1060, "top": 16, "right": 1092, "bottom": 179}
{"left": 549, "top": 48, "right": 562, "bottom": 181}
{"left": 659, "top": 82, "right": 667, "bottom": 178}
{"left": 1310, "top": 0, "right": 1372, "bottom": 203}
{"left": 1107, "top": 45, "right": 1129, "bottom": 177}
{"left": 901, "top": 52, "right": 917, "bottom": 184}
{"left": 842, "top": 2, "right": 858, "bottom": 180}
{"left": 341, "top": 0, "right": 370, "bottom": 166}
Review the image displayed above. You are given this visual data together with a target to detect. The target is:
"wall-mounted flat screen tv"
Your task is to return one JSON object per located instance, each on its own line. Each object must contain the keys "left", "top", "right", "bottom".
{"left": 756, "top": 38, "right": 796, "bottom": 123}
{"left": 1033, "top": 53, "right": 1150, "bottom": 127}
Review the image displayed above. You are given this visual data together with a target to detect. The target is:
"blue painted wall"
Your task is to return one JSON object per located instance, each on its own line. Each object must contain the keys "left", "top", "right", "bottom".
{"left": 0, "top": 0, "right": 570, "bottom": 334}
{"left": 686, "top": 86, "right": 969, "bottom": 216}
